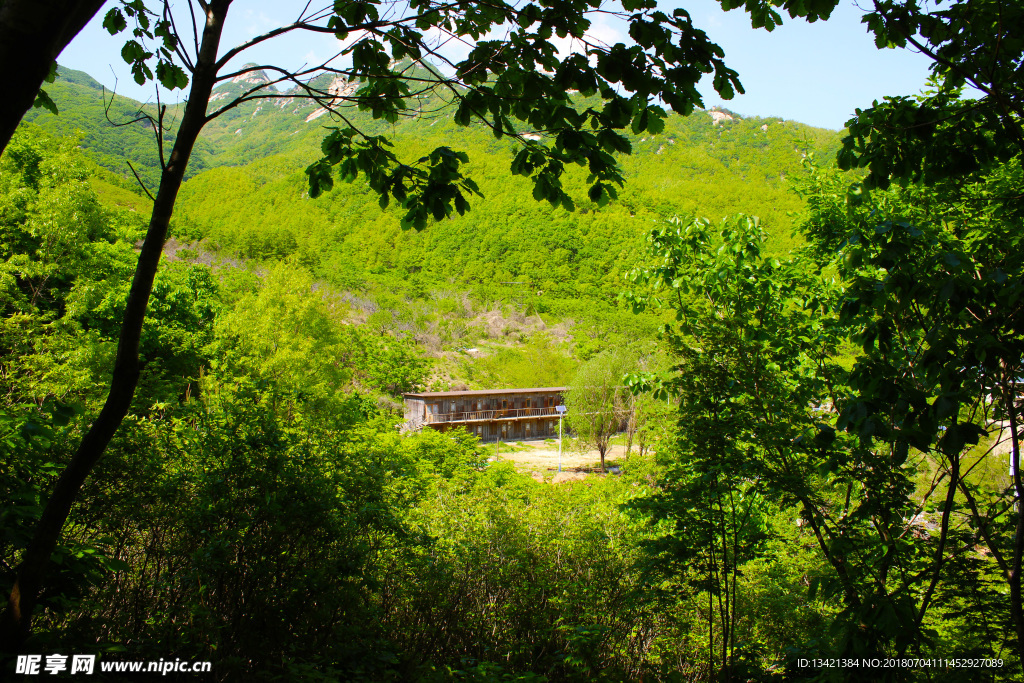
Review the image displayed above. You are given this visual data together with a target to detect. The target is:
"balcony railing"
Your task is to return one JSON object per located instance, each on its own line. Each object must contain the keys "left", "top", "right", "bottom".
{"left": 426, "top": 406, "right": 560, "bottom": 424}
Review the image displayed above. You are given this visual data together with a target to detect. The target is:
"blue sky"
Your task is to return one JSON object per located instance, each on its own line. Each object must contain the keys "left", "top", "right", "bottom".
{"left": 58, "top": 0, "right": 935, "bottom": 131}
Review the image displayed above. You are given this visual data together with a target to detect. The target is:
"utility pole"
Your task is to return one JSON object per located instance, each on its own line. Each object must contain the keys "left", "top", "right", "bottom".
{"left": 556, "top": 404, "right": 567, "bottom": 473}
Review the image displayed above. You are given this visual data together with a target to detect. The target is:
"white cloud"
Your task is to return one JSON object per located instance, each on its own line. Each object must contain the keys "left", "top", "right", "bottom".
{"left": 241, "top": 10, "right": 279, "bottom": 40}
{"left": 551, "top": 14, "right": 627, "bottom": 64}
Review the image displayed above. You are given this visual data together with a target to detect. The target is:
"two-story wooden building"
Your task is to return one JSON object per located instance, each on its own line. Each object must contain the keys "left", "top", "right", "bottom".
{"left": 402, "top": 387, "right": 567, "bottom": 441}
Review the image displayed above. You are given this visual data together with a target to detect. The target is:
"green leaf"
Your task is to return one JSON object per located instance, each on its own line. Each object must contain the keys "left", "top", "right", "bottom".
{"left": 103, "top": 8, "right": 128, "bottom": 35}
{"left": 32, "top": 89, "right": 58, "bottom": 115}
{"left": 156, "top": 61, "right": 189, "bottom": 90}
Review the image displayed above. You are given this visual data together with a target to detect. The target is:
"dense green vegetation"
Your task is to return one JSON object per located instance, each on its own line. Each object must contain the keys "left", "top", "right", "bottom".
{"left": 173, "top": 110, "right": 832, "bottom": 305}
{"left": 0, "top": 128, "right": 741, "bottom": 681}
{"left": 20, "top": 67, "right": 213, "bottom": 191}
{"left": 2, "top": 0, "right": 1023, "bottom": 676}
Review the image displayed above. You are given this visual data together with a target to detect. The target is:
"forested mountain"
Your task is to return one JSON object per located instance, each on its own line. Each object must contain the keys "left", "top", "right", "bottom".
{"left": 22, "top": 64, "right": 841, "bottom": 317}
{"left": 20, "top": 67, "right": 215, "bottom": 190}
{"left": 177, "top": 104, "right": 836, "bottom": 301}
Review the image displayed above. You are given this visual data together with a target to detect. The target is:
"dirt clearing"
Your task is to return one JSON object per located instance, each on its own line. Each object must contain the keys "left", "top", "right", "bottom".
{"left": 484, "top": 438, "right": 633, "bottom": 483}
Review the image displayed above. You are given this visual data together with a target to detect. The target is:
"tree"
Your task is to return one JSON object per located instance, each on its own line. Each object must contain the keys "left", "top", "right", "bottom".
{"left": 798, "top": 155, "right": 1024, "bottom": 671}
{"left": 629, "top": 382, "right": 677, "bottom": 460}
{"left": 720, "top": 1, "right": 1024, "bottom": 239}
{"left": 0, "top": 0, "right": 106, "bottom": 157}
{"left": 623, "top": 213, "right": 1021, "bottom": 669}
{"left": 1, "top": 0, "right": 749, "bottom": 648}
{"left": 0, "top": 0, "right": 188, "bottom": 159}
{"left": 566, "top": 349, "right": 632, "bottom": 473}
{"left": 721, "top": 0, "right": 1024, "bottom": 197}
{"left": 620, "top": 345, "right": 668, "bottom": 458}
{"left": 837, "top": 0, "right": 1024, "bottom": 191}
{"left": 724, "top": 1, "right": 1024, "bottom": 668}
{"left": 625, "top": 276, "right": 776, "bottom": 677}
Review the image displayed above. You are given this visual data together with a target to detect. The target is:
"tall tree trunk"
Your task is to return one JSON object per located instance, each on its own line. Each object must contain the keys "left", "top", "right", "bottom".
{"left": 1005, "top": 383, "right": 1024, "bottom": 674}
{"left": 0, "top": 0, "right": 232, "bottom": 650}
{"left": 625, "top": 396, "right": 635, "bottom": 459}
{"left": 0, "top": 0, "right": 107, "bottom": 158}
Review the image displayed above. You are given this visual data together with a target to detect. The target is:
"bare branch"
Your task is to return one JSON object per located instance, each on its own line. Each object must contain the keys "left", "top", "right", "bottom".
{"left": 187, "top": 0, "right": 201, "bottom": 57}
{"left": 154, "top": 89, "right": 167, "bottom": 171}
{"left": 126, "top": 161, "right": 155, "bottom": 201}
{"left": 165, "top": 1, "right": 195, "bottom": 72}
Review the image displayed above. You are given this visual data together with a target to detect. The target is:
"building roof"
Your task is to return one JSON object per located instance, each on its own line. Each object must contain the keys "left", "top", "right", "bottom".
{"left": 403, "top": 387, "right": 568, "bottom": 399}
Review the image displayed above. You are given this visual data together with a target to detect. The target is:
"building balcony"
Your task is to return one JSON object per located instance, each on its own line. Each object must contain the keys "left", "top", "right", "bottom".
{"left": 425, "top": 406, "right": 561, "bottom": 424}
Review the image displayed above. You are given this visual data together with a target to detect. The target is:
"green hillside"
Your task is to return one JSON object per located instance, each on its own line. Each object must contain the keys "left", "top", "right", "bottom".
{"left": 23, "top": 66, "right": 841, "bottom": 293}
{"left": 21, "top": 66, "right": 215, "bottom": 190}
{"left": 15, "top": 62, "right": 845, "bottom": 371}
{"left": 178, "top": 113, "right": 837, "bottom": 306}
{"left": 187, "top": 65, "right": 840, "bottom": 299}
{"left": 21, "top": 63, "right": 456, "bottom": 188}
{"left": 15, "top": 62, "right": 845, "bottom": 366}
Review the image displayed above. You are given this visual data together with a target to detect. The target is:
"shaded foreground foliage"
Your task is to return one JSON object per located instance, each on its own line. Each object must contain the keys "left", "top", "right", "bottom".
{"left": 626, "top": 212, "right": 1018, "bottom": 677}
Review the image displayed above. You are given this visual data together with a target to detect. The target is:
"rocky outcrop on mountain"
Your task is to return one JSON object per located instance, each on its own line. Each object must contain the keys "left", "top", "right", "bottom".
{"left": 32, "top": 63, "right": 843, "bottom": 209}
{"left": 305, "top": 77, "right": 360, "bottom": 122}
{"left": 709, "top": 108, "right": 735, "bottom": 125}
{"left": 206, "top": 64, "right": 278, "bottom": 112}
{"left": 231, "top": 68, "right": 272, "bottom": 87}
